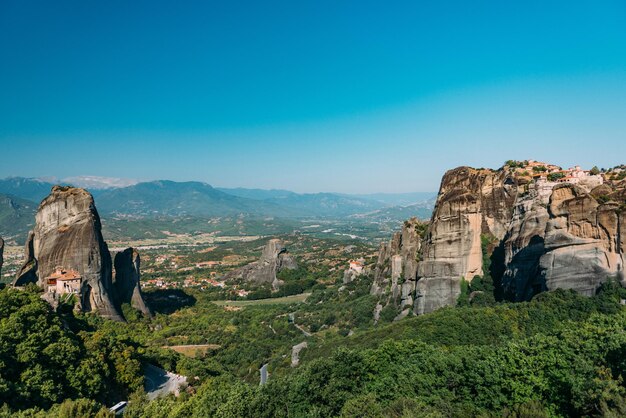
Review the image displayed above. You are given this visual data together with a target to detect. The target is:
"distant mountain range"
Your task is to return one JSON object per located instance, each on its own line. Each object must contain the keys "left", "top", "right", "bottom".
{"left": 95, "top": 181, "right": 297, "bottom": 217}
{"left": 349, "top": 199, "right": 436, "bottom": 223}
{"left": 0, "top": 177, "right": 435, "bottom": 241}
{"left": 0, "top": 193, "right": 36, "bottom": 240}
{"left": 345, "top": 192, "right": 437, "bottom": 206}
{"left": 60, "top": 176, "right": 139, "bottom": 190}
{"left": 0, "top": 177, "right": 58, "bottom": 203}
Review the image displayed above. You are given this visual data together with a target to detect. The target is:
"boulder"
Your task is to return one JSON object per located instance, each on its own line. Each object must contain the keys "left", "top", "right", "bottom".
{"left": 414, "top": 277, "right": 462, "bottom": 315}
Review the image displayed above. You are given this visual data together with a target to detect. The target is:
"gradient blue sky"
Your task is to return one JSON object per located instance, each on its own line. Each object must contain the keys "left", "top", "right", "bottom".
{"left": 1, "top": 1, "right": 625, "bottom": 193}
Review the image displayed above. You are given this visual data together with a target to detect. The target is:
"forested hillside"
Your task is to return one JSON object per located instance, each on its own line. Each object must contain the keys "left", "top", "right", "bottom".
{"left": 3, "top": 279, "right": 626, "bottom": 417}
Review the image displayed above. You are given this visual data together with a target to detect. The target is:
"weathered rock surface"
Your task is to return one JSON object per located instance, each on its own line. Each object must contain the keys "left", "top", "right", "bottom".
{"left": 370, "top": 218, "right": 422, "bottom": 310}
{"left": 223, "top": 238, "right": 297, "bottom": 289}
{"left": 0, "top": 236, "right": 4, "bottom": 277}
{"left": 291, "top": 341, "right": 308, "bottom": 367}
{"left": 13, "top": 231, "right": 38, "bottom": 286}
{"left": 37, "top": 187, "right": 122, "bottom": 319}
{"left": 415, "top": 167, "right": 517, "bottom": 312}
{"left": 502, "top": 182, "right": 626, "bottom": 299}
{"left": 389, "top": 163, "right": 625, "bottom": 315}
{"left": 414, "top": 277, "right": 462, "bottom": 315}
{"left": 114, "top": 247, "right": 152, "bottom": 317}
{"left": 500, "top": 179, "right": 554, "bottom": 300}
{"left": 14, "top": 186, "right": 123, "bottom": 320}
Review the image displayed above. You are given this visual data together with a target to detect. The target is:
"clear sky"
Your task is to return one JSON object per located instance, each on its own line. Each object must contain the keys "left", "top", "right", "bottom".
{"left": 1, "top": 1, "right": 625, "bottom": 193}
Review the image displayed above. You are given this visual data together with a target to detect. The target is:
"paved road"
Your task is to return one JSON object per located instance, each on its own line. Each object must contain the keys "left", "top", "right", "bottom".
{"left": 144, "top": 364, "right": 187, "bottom": 400}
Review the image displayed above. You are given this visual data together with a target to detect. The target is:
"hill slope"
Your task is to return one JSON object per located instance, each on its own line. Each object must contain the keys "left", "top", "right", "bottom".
{"left": 0, "top": 177, "right": 55, "bottom": 203}
{"left": 94, "top": 181, "right": 298, "bottom": 217}
{"left": 0, "top": 193, "right": 37, "bottom": 241}
{"left": 97, "top": 182, "right": 393, "bottom": 218}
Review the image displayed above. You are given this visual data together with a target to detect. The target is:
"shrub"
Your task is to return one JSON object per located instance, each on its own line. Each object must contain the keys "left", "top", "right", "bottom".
{"left": 547, "top": 172, "right": 565, "bottom": 182}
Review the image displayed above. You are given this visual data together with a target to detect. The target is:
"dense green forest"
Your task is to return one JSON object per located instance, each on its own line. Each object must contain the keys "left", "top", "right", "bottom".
{"left": 2, "top": 277, "right": 626, "bottom": 417}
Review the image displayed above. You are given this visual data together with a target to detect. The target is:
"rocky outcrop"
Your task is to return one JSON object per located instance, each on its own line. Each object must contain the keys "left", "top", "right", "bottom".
{"left": 500, "top": 179, "right": 554, "bottom": 300}
{"left": 416, "top": 167, "right": 517, "bottom": 313}
{"left": 370, "top": 218, "right": 423, "bottom": 315}
{"left": 388, "top": 162, "right": 625, "bottom": 316}
{"left": 13, "top": 231, "right": 38, "bottom": 286}
{"left": 223, "top": 238, "right": 298, "bottom": 289}
{"left": 33, "top": 186, "right": 122, "bottom": 320}
{"left": 502, "top": 182, "right": 626, "bottom": 299}
{"left": 113, "top": 248, "right": 151, "bottom": 317}
{"left": 0, "top": 236, "right": 4, "bottom": 277}
{"left": 343, "top": 258, "right": 366, "bottom": 284}
{"left": 291, "top": 341, "right": 308, "bottom": 367}
{"left": 12, "top": 186, "right": 129, "bottom": 320}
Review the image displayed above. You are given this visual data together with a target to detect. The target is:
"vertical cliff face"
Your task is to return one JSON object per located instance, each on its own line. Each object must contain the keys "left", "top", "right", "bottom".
{"left": 500, "top": 179, "right": 554, "bottom": 300}
{"left": 0, "top": 236, "right": 4, "bottom": 277}
{"left": 11, "top": 186, "right": 150, "bottom": 320}
{"left": 415, "top": 167, "right": 517, "bottom": 313}
{"left": 409, "top": 163, "right": 626, "bottom": 315}
{"left": 501, "top": 181, "right": 626, "bottom": 300}
{"left": 418, "top": 168, "right": 516, "bottom": 282}
{"left": 370, "top": 218, "right": 422, "bottom": 316}
{"left": 13, "top": 231, "right": 38, "bottom": 286}
{"left": 15, "top": 186, "right": 123, "bottom": 320}
{"left": 113, "top": 248, "right": 152, "bottom": 317}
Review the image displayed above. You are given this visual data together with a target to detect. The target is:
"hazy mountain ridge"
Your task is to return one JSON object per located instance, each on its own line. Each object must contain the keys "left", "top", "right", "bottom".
{"left": 0, "top": 193, "right": 36, "bottom": 241}
{"left": 87, "top": 181, "right": 434, "bottom": 218}
{"left": 60, "top": 175, "right": 139, "bottom": 190}
{"left": 349, "top": 199, "right": 436, "bottom": 222}
{"left": 0, "top": 177, "right": 57, "bottom": 203}
{"left": 343, "top": 192, "right": 437, "bottom": 206}
{"left": 0, "top": 177, "right": 437, "bottom": 240}
{"left": 94, "top": 180, "right": 298, "bottom": 217}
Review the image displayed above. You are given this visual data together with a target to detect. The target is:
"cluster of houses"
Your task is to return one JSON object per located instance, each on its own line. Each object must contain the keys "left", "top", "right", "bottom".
{"left": 513, "top": 160, "right": 604, "bottom": 188}
{"left": 142, "top": 276, "right": 227, "bottom": 290}
{"left": 348, "top": 259, "right": 365, "bottom": 274}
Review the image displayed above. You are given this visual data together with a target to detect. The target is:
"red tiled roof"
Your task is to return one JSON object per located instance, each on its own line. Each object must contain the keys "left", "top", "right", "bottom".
{"left": 46, "top": 268, "right": 81, "bottom": 281}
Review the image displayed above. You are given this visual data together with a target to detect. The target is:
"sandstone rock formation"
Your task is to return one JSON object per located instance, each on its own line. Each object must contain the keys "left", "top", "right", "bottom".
{"left": 13, "top": 231, "right": 38, "bottom": 286}
{"left": 114, "top": 248, "right": 152, "bottom": 317}
{"left": 370, "top": 218, "right": 423, "bottom": 317}
{"left": 0, "top": 236, "right": 4, "bottom": 277}
{"left": 502, "top": 182, "right": 626, "bottom": 300}
{"left": 416, "top": 167, "right": 517, "bottom": 313}
{"left": 11, "top": 186, "right": 152, "bottom": 321}
{"left": 223, "top": 238, "right": 298, "bottom": 289}
{"left": 29, "top": 186, "right": 122, "bottom": 319}
{"left": 382, "top": 162, "right": 625, "bottom": 316}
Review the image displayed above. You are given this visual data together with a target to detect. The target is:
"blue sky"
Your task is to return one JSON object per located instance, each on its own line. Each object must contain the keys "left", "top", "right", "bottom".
{"left": 1, "top": 0, "right": 625, "bottom": 193}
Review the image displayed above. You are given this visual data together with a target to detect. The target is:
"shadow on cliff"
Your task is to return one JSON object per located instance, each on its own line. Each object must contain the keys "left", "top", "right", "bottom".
{"left": 143, "top": 289, "right": 197, "bottom": 314}
{"left": 492, "top": 235, "right": 547, "bottom": 302}
{"left": 490, "top": 239, "right": 507, "bottom": 302}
